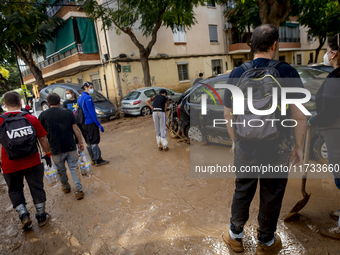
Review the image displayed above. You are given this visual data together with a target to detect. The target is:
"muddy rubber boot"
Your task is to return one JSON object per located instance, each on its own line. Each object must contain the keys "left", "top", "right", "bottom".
{"left": 161, "top": 137, "right": 169, "bottom": 151}
{"left": 15, "top": 204, "right": 32, "bottom": 230}
{"left": 35, "top": 203, "right": 50, "bottom": 227}
{"left": 256, "top": 235, "right": 282, "bottom": 255}
{"left": 222, "top": 231, "right": 244, "bottom": 253}
{"left": 320, "top": 226, "right": 340, "bottom": 240}
{"left": 95, "top": 157, "right": 109, "bottom": 167}
{"left": 329, "top": 210, "right": 340, "bottom": 220}
{"left": 75, "top": 190, "right": 84, "bottom": 200}
{"left": 156, "top": 136, "right": 162, "bottom": 151}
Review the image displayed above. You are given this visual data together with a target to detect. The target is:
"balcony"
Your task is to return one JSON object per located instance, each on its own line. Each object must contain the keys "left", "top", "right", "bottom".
{"left": 47, "top": 0, "right": 78, "bottom": 18}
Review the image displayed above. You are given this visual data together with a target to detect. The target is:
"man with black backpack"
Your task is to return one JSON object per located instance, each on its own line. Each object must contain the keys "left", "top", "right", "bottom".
{"left": 222, "top": 25, "right": 307, "bottom": 254}
{"left": 77, "top": 82, "right": 109, "bottom": 166}
{"left": 0, "top": 92, "right": 51, "bottom": 230}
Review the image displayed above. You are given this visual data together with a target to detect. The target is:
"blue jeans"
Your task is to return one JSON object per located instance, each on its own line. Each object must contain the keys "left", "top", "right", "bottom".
{"left": 52, "top": 151, "right": 82, "bottom": 192}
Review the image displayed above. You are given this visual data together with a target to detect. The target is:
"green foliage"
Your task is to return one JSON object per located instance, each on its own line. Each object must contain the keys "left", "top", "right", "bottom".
{"left": 298, "top": 0, "right": 340, "bottom": 39}
{"left": 0, "top": 65, "right": 23, "bottom": 100}
{"left": 224, "top": 0, "right": 261, "bottom": 34}
{"left": 82, "top": 0, "right": 206, "bottom": 37}
{"left": 0, "top": 1, "right": 65, "bottom": 57}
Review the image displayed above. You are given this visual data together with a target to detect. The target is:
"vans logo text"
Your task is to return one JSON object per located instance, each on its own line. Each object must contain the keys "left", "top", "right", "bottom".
{"left": 7, "top": 126, "right": 34, "bottom": 139}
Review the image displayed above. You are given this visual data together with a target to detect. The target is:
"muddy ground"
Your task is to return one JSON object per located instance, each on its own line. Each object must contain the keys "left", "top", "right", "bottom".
{"left": 0, "top": 116, "right": 339, "bottom": 255}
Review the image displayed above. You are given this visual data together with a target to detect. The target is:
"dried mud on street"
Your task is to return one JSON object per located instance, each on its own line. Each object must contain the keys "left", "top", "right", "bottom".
{"left": 0, "top": 116, "right": 340, "bottom": 255}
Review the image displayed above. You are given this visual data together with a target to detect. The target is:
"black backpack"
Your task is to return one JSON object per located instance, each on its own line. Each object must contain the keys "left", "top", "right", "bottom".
{"left": 233, "top": 60, "right": 286, "bottom": 141}
{"left": 75, "top": 99, "right": 85, "bottom": 125}
{"left": 0, "top": 112, "right": 38, "bottom": 160}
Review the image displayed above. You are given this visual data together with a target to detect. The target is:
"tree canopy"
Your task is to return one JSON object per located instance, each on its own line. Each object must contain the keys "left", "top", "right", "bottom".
{"left": 83, "top": 0, "right": 206, "bottom": 87}
{"left": 298, "top": 0, "right": 340, "bottom": 62}
{"left": 0, "top": 0, "right": 65, "bottom": 90}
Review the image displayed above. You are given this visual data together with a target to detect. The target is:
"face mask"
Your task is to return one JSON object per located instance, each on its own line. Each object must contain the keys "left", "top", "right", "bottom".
{"left": 66, "top": 94, "right": 72, "bottom": 99}
{"left": 88, "top": 89, "right": 94, "bottom": 94}
{"left": 323, "top": 52, "right": 332, "bottom": 66}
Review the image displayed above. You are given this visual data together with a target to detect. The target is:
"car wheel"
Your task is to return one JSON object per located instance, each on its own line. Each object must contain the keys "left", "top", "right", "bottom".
{"left": 141, "top": 106, "right": 151, "bottom": 116}
{"left": 313, "top": 137, "right": 328, "bottom": 164}
{"left": 186, "top": 125, "right": 206, "bottom": 144}
{"left": 42, "top": 102, "right": 49, "bottom": 111}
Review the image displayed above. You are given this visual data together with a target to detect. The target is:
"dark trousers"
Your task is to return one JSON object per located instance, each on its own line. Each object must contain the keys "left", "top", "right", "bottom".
{"left": 230, "top": 140, "right": 289, "bottom": 243}
{"left": 83, "top": 123, "right": 100, "bottom": 145}
{"left": 3, "top": 163, "right": 46, "bottom": 208}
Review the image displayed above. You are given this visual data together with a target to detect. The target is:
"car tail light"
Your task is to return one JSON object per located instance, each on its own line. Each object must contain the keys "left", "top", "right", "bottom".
{"left": 133, "top": 100, "right": 142, "bottom": 105}
{"left": 177, "top": 103, "right": 181, "bottom": 119}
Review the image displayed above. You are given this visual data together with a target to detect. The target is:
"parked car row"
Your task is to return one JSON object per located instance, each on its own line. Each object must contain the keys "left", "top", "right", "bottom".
{"left": 38, "top": 83, "right": 117, "bottom": 121}
{"left": 121, "top": 87, "right": 181, "bottom": 116}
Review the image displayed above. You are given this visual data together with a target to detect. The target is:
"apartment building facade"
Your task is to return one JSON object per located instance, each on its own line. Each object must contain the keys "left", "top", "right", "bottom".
{"left": 21, "top": 0, "right": 329, "bottom": 105}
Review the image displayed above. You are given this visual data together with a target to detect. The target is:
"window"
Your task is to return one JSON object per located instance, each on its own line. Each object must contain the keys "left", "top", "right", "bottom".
{"left": 209, "top": 25, "right": 218, "bottom": 42}
{"left": 144, "top": 89, "right": 156, "bottom": 98}
{"left": 177, "top": 64, "right": 189, "bottom": 81}
{"left": 309, "top": 53, "right": 314, "bottom": 63}
{"left": 279, "top": 56, "right": 286, "bottom": 62}
{"left": 173, "top": 26, "right": 186, "bottom": 43}
{"left": 189, "top": 87, "right": 204, "bottom": 104}
{"left": 124, "top": 91, "right": 140, "bottom": 100}
{"left": 52, "top": 87, "right": 65, "bottom": 99}
{"left": 166, "top": 89, "right": 174, "bottom": 95}
{"left": 212, "top": 59, "right": 222, "bottom": 75}
{"left": 45, "top": 86, "right": 54, "bottom": 94}
{"left": 279, "top": 25, "right": 300, "bottom": 43}
{"left": 77, "top": 77, "right": 83, "bottom": 85}
{"left": 297, "top": 54, "right": 302, "bottom": 65}
{"left": 206, "top": 0, "right": 216, "bottom": 7}
{"left": 91, "top": 74, "right": 102, "bottom": 91}
{"left": 233, "top": 58, "right": 243, "bottom": 68}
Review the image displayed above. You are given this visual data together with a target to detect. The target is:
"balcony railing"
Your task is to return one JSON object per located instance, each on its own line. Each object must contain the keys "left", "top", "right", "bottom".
{"left": 22, "top": 44, "right": 83, "bottom": 77}
{"left": 47, "top": 0, "right": 76, "bottom": 18}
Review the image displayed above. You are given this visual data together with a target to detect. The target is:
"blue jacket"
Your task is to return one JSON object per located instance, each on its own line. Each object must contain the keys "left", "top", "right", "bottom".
{"left": 77, "top": 92, "right": 100, "bottom": 126}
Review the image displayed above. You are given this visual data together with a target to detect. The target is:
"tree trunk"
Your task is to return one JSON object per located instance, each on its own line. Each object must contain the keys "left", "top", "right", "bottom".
{"left": 315, "top": 36, "right": 326, "bottom": 63}
{"left": 141, "top": 54, "right": 151, "bottom": 87}
{"left": 28, "top": 63, "right": 45, "bottom": 90}
{"left": 13, "top": 44, "right": 46, "bottom": 91}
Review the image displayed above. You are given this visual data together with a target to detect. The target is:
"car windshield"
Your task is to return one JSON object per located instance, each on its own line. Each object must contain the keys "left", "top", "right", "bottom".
{"left": 124, "top": 91, "right": 140, "bottom": 100}
{"left": 77, "top": 90, "right": 107, "bottom": 102}
{"left": 294, "top": 67, "right": 328, "bottom": 95}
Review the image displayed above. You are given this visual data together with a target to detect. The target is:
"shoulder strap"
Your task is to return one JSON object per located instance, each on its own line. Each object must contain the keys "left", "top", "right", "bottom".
{"left": 267, "top": 60, "right": 289, "bottom": 69}
{"left": 17, "top": 112, "right": 27, "bottom": 117}
{"left": 241, "top": 61, "right": 253, "bottom": 71}
{"left": 0, "top": 114, "right": 8, "bottom": 120}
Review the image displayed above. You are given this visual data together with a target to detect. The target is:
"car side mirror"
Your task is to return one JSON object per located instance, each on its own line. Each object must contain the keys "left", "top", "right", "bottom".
{"left": 172, "top": 92, "right": 175, "bottom": 95}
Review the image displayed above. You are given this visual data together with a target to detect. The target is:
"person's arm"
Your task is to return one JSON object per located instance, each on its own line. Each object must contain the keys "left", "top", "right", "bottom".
{"left": 224, "top": 106, "right": 236, "bottom": 142}
{"left": 38, "top": 136, "right": 50, "bottom": 154}
{"left": 84, "top": 98, "right": 101, "bottom": 126}
{"left": 72, "top": 124, "right": 84, "bottom": 151}
{"left": 309, "top": 98, "right": 340, "bottom": 127}
{"left": 290, "top": 104, "right": 308, "bottom": 165}
{"left": 145, "top": 97, "right": 153, "bottom": 110}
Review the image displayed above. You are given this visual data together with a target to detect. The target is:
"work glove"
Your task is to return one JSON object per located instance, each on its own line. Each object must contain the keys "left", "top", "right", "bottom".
{"left": 99, "top": 124, "right": 104, "bottom": 133}
{"left": 42, "top": 153, "right": 52, "bottom": 167}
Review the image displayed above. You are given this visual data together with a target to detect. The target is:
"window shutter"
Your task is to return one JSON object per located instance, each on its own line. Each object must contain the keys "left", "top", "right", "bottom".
{"left": 209, "top": 25, "right": 218, "bottom": 42}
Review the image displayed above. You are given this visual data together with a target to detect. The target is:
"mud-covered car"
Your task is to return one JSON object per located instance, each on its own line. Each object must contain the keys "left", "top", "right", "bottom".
{"left": 177, "top": 71, "right": 328, "bottom": 163}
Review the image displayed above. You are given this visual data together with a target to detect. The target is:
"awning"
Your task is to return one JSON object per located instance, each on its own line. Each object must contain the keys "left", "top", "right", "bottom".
{"left": 45, "top": 19, "right": 76, "bottom": 58}
{"left": 76, "top": 18, "right": 99, "bottom": 54}
{"left": 283, "top": 22, "right": 299, "bottom": 28}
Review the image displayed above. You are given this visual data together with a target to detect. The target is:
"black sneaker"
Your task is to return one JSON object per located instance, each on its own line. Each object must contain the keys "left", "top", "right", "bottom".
{"left": 20, "top": 213, "right": 32, "bottom": 230}
{"left": 36, "top": 212, "right": 50, "bottom": 227}
{"left": 95, "top": 158, "right": 109, "bottom": 167}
